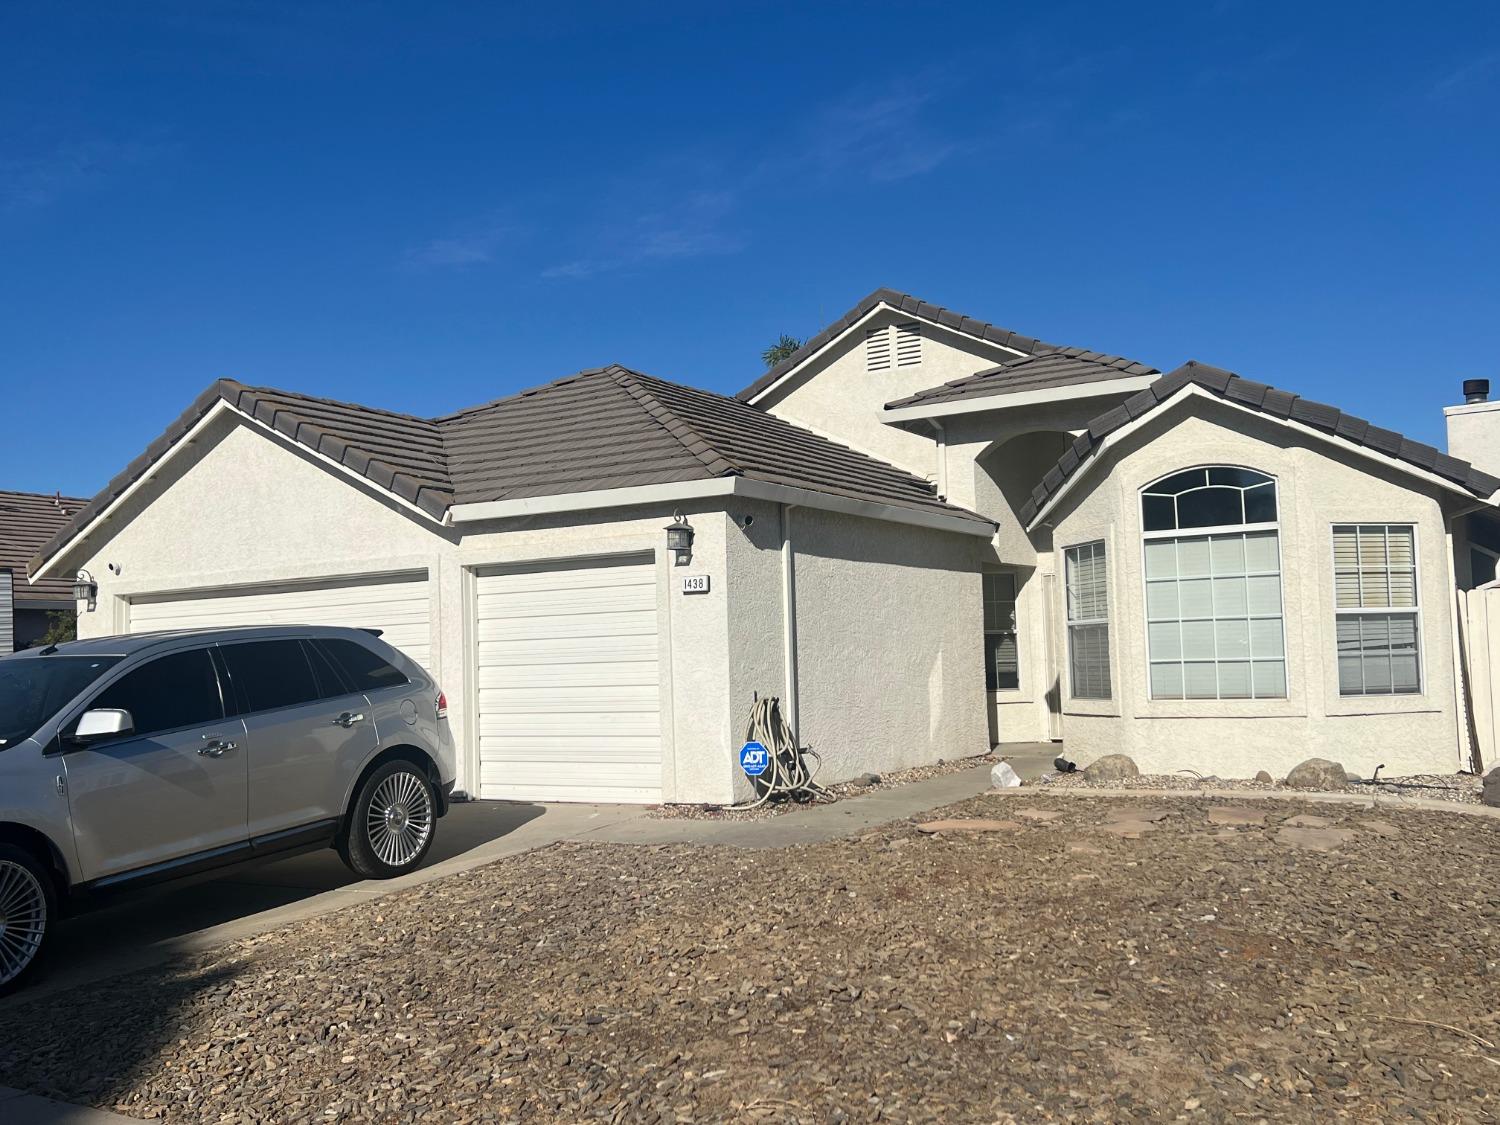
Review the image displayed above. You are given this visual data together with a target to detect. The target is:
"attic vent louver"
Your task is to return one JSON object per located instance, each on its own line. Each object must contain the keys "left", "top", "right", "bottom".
{"left": 896, "top": 322, "right": 921, "bottom": 366}
{"left": 866, "top": 326, "right": 892, "bottom": 372}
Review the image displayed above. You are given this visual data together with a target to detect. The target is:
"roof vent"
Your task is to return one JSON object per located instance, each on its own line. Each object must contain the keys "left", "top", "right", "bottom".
{"left": 866, "top": 326, "right": 891, "bottom": 372}
{"left": 1464, "top": 378, "right": 1490, "bottom": 404}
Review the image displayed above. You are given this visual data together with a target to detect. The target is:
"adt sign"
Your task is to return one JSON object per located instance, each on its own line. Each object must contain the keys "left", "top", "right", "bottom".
{"left": 739, "top": 741, "right": 770, "bottom": 777}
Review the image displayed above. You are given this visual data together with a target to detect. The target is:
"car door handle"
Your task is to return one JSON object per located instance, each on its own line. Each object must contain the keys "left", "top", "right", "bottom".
{"left": 198, "top": 736, "right": 237, "bottom": 758}
{"left": 331, "top": 712, "right": 365, "bottom": 729}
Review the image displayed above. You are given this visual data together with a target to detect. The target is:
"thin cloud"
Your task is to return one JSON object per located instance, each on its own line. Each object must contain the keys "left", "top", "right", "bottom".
{"left": 541, "top": 190, "right": 743, "bottom": 280}
{"left": 404, "top": 219, "right": 514, "bottom": 269}
{"left": 0, "top": 138, "right": 156, "bottom": 213}
{"left": 1429, "top": 50, "right": 1500, "bottom": 99}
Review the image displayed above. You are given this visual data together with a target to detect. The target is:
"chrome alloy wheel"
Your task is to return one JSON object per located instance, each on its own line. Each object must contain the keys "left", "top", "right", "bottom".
{"left": 366, "top": 770, "right": 434, "bottom": 867}
{"left": 0, "top": 859, "right": 47, "bottom": 988}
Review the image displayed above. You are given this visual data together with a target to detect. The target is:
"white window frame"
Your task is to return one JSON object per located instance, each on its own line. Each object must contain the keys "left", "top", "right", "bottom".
{"left": 982, "top": 569, "right": 1020, "bottom": 693}
{"left": 1330, "top": 522, "right": 1425, "bottom": 696}
{"left": 1139, "top": 466, "right": 1289, "bottom": 701}
{"left": 1064, "top": 540, "right": 1112, "bottom": 701}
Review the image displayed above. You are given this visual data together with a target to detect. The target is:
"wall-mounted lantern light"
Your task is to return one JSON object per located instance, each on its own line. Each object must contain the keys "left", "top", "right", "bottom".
{"left": 665, "top": 511, "right": 694, "bottom": 566}
{"left": 73, "top": 569, "right": 98, "bottom": 612}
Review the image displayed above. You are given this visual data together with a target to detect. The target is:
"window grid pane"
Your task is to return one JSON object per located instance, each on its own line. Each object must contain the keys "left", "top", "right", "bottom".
{"left": 1144, "top": 527, "right": 1286, "bottom": 700}
{"left": 1333, "top": 524, "right": 1420, "bottom": 696}
{"left": 1065, "top": 542, "right": 1110, "bottom": 700}
{"left": 982, "top": 572, "right": 1019, "bottom": 692}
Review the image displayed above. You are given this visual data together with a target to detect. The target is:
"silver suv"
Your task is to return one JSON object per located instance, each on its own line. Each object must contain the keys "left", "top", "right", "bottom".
{"left": 0, "top": 625, "right": 457, "bottom": 993}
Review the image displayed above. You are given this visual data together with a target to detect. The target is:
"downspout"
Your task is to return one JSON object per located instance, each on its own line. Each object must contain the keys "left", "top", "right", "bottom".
{"left": 930, "top": 419, "right": 949, "bottom": 499}
{"left": 781, "top": 503, "right": 800, "bottom": 738}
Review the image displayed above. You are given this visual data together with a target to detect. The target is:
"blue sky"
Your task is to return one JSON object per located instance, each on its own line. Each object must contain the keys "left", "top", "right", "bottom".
{"left": 3, "top": 1, "right": 1498, "bottom": 498}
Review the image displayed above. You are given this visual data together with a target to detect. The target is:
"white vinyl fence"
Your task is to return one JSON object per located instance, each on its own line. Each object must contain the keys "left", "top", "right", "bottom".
{"left": 1459, "top": 583, "right": 1500, "bottom": 774}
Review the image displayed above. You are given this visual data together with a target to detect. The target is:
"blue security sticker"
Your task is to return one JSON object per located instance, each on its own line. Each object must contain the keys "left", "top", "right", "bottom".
{"left": 739, "top": 741, "right": 770, "bottom": 777}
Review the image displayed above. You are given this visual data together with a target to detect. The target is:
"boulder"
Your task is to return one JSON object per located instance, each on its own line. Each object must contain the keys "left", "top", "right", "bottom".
{"left": 1254, "top": 770, "right": 1274, "bottom": 784}
{"left": 1084, "top": 754, "right": 1139, "bottom": 782}
{"left": 1285, "top": 758, "right": 1348, "bottom": 790}
{"left": 1482, "top": 767, "right": 1500, "bottom": 808}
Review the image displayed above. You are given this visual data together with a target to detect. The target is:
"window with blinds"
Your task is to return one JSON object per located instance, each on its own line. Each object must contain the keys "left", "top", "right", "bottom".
{"left": 895, "top": 322, "right": 921, "bottom": 366}
{"left": 865, "top": 326, "right": 892, "bottom": 371}
{"left": 1065, "top": 541, "right": 1111, "bottom": 700}
{"left": 1333, "top": 524, "right": 1420, "bottom": 695}
{"left": 1141, "top": 467, "right": 1287, "bottom": 700}
{"left": 983, "top": 572, "right": 1019, "bottom": 691}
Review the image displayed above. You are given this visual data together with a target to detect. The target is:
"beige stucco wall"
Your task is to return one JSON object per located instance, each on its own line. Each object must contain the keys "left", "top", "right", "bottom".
{"left": 60, "top": 412, "right": 990, "bottom": 804}
{"left": 781, "top": 507, "right": 990, "bottom": 781}
{"left": 1044, "top": 397, "right": 1468, "bottom": 779}
{"left": 758, "top": 309, "right": 1021, "bottom": 479}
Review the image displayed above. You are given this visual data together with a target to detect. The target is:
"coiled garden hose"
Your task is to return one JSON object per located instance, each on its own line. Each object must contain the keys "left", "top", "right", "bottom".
{"left": 733, "top": 695, "right": 827, "bottom": 809}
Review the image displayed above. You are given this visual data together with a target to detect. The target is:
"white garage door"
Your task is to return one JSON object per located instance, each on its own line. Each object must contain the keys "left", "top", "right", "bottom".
{"left": 127, "top": 572, "right": 433, "bottom": 672}
{"left": 475, "top": 555, "right": 662, "bottom": 803}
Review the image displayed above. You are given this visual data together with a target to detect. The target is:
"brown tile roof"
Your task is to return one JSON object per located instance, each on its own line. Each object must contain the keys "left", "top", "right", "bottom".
{"left": 1018, "top": 360, "right": 1500, "bottom": 527}
{"left": 1, "top": 490, "right": 88, "bottom": 603}
{"left": 885, "top": 347, "right": 1159, "bottom": 411}
{"left": 31, "top": 365, "right": 991, "bottom": 578}
{"left": 736, "top": 287, "right": 1055, "bottom": 403}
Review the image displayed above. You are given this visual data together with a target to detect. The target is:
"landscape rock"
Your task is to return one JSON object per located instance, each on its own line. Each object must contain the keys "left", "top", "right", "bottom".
{"left": 1207, "top": 806, "right": 1266, "bottom": 828}
{"left": 850, "top": 772, "right": 881, "bottom": 787}
{"left": 914, "top": 818, "right": 1021, "bottom": 834}
{"left": 1483, "top": 767, "right": 1500, "bottom": 808}
{"left": 1285, "top": 758, "right": 1348, "bottom": 790}
{"left": 1084, "top": 754, "right": 1140, "bottom": 782}
{"left": 1255, "top": 770, "right": 1275, "bottom": 784}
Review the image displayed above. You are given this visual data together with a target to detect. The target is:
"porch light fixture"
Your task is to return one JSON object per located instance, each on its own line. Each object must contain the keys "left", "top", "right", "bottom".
{"left": 73, "top": 569, "right": 98, "bottom": 612}
{"left": 665, "top": 511, "right": 694, "bottom": 565}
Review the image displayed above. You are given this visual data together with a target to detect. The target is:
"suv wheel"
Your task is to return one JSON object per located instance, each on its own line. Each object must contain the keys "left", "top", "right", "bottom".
{"left": 340, "top": 760, "right": 436, "bottom": 879}
{"left": 0, "top": 844, "right": 54, "bottom": 995}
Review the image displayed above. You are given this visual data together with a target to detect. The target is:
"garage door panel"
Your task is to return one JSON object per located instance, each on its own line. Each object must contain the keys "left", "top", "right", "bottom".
{"left": 477, "top": 635, "right": 658, "bottom": 665}
{"left": 475, "top": 588, "right": 655, "bottom": 619}
{"left": 479, "top": 711, "right": 660, "bottom": 737}
{"left": 128, "top": 574, "right": 433, "bottom": 672}
{"left": 476, "top": 610, "right": 657, "bottom": 642}
{"left": 478, "top": 661, "right": 659, "bottom": 690}
{"left": 476, "top": 565, "right": 656, "bottom": 595}
{"left": 475, "top": 556, "right": 662, "bottom": 802}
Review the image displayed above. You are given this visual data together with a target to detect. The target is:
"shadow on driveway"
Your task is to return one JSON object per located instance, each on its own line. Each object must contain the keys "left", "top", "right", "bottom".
{"left": 46, "top": 800, "right": 545, "bottom": 975}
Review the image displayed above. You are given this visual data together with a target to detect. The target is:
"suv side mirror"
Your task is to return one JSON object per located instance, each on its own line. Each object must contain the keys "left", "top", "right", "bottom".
{"left": 71, "top": 708, "right": 135, "bottom": 745}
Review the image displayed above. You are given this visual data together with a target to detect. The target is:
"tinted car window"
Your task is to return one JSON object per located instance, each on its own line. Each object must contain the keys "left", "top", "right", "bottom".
{"left": 88, "top": 649, "right": 224, "bottom": 738}
{"left": 302, "top": 640, "right": 355, "bottom": 700}
{"left": 317, "top": 639, "right": 410, "bottom": 691}
{"left": 221, "top": 640, "right": 323, "bottom": 714}
{"left": 0, "top": 656, "right": 122, "bottom": 748}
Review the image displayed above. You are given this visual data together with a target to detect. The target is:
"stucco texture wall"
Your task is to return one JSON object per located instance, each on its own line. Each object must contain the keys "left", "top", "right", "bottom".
{"left": 760, "top": 310, "right": 1018, "bottom": 478}
{"left": 1045, "top": 398, "right": 1468, "bottom": 779}
{"left": 783, "top": 508, "right": 989, "bottom": 782}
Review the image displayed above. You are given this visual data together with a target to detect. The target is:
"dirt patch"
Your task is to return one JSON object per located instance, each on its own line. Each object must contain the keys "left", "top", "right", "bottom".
{"left": 2, "top": 795, "right": 1498, "bottom": 1122}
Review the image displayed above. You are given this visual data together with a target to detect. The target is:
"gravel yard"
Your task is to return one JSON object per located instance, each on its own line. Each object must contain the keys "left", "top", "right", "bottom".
{"left": 3, "top": 793, "right": 1499, "bottom": 1123}
{"left": 1046, "top": 770, "right": 1487, "bottom": 804}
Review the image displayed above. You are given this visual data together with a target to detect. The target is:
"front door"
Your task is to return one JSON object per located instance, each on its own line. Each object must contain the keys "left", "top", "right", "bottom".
{"left": 217, "top": 638, "right": 377, "bottom": 840}
{"left": 62, "top": 647, "right": 249, "bottom": 883}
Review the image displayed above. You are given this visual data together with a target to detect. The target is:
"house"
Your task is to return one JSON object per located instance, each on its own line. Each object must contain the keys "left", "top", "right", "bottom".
{"left": 741, "top": 290, "right": 1500, "bottom": 778}
{"left": 27, "top": 367, "right": 992, "bottom": 804}
{"left": 1, "top": 489, "right": 85, "bottom": 651}
{"left": 28, "top": 290, "right": 1500, "bottom": 798}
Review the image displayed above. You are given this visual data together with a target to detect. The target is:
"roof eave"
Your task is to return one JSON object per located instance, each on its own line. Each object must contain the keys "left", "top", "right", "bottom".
{"left": 882, "top": 374, "right": 1160, "bottom": 424}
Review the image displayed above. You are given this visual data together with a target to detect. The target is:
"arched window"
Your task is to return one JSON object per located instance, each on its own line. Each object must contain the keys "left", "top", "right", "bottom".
{"left": 1142, "top": 467, "right": 1287, "bottom": 700}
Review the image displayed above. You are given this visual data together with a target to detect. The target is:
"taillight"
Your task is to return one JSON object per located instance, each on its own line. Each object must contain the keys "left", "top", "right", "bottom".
{"left": 436, "top": 690, "right": 448, "bottom": 720}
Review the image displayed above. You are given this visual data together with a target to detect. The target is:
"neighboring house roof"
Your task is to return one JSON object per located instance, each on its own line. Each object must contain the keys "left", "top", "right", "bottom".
{"left": 32, "top": 365, "right": 991, "bottom": 580}
{"left": 1, "top": 490, "right": 88, "bottom": 604}
{"left": 1019, "top": 360, "right": 1500, "bottom": 528}
{"left": 736, "top": 287, "right": 1056, "bottom": 404}
{"left": 885, "top": 347, "right": 1160, "bottom": 411}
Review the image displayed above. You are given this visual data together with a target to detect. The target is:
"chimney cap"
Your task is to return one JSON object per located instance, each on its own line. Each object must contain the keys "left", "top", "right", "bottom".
{"left": 1463, "top": 378, "right": 1490, "bottom": 404}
